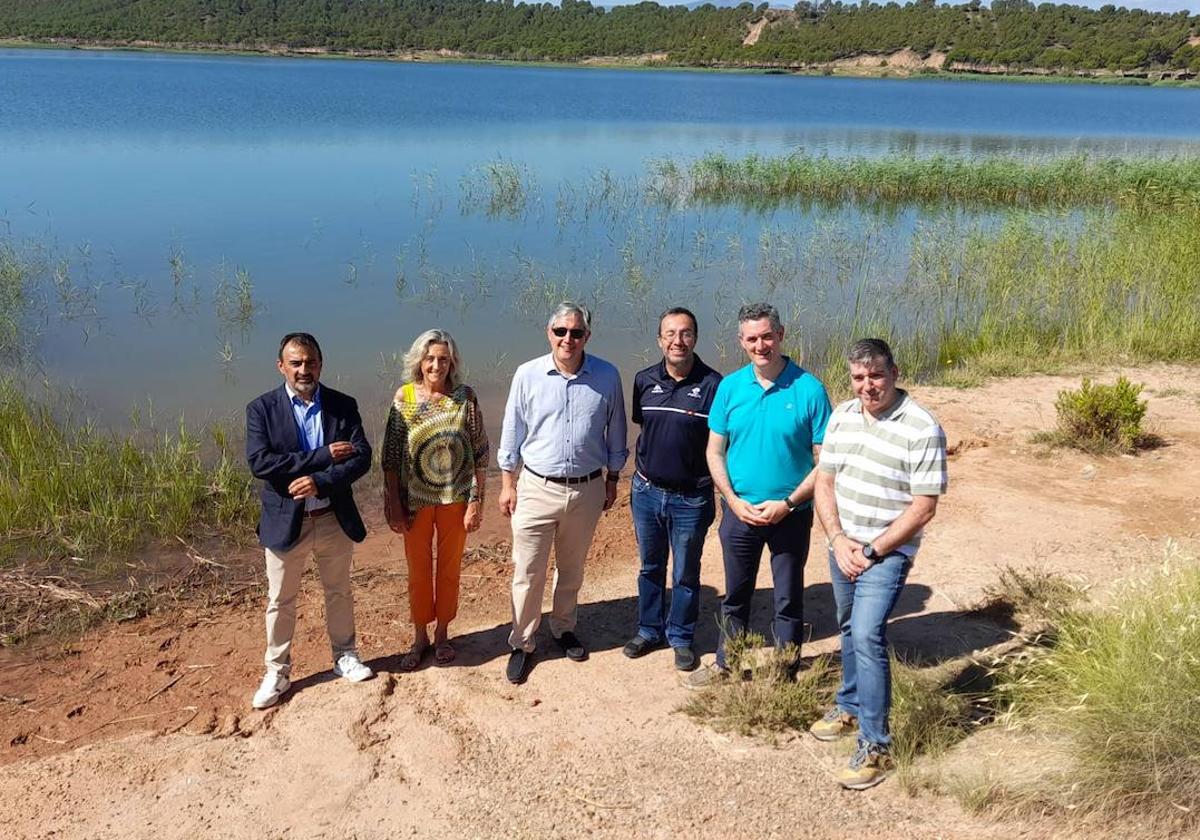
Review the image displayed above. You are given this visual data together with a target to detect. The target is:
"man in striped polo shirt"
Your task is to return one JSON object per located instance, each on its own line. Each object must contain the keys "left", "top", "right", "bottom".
{"left": 812, "top": 338, "right": 948, "bottom": 790}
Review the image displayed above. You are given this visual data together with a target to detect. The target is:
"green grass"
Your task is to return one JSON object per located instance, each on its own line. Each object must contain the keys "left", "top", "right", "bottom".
{"left": 0, "top": 239, "right": 42, "bottom": 361}
{"left": 658, "top": 153, "right": 1200, "bottom": 209}
{"left": 0, "top": 380, "right": 257, "bottom": 571}
{"left": 843, "top": 205, "right": 1200, "bottom": 384}
{"left": 890, "top": 658, "right": 974, "bottom": 791}
{"left": 991, "top": 557, "right": 1200, "bottom": 824}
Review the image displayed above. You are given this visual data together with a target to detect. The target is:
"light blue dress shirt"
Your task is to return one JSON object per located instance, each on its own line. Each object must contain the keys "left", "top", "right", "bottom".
{"left": 286, "top": 383, "right": 330, "bottom": 512}
{"left": 497, "top": 352, "right": 629, "bottom": 478}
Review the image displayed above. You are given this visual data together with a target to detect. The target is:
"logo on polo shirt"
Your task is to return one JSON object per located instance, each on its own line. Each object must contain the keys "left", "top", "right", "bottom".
{"left": 651, "top": 384, "right": 665, "bottom": 394}
{"left": 688, "top": 386, "right": 702, "bottom": 398}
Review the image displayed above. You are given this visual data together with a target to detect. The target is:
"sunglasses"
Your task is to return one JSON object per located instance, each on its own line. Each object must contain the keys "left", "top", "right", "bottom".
{"left": 551, "top": 327, "right": 586, "bottom": 339}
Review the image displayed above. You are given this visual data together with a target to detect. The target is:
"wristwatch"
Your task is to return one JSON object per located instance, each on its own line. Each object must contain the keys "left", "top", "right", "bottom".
{"left": 785, "top": 497, "right": 798, "bottom": 511}
{"left": 862, "top": 543, "right": 880, "bottom": 563}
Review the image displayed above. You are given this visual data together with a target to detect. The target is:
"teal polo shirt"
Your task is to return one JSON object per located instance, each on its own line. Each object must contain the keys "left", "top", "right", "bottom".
{"left": 708, "top": 358, "right": 833, "bottom": 506}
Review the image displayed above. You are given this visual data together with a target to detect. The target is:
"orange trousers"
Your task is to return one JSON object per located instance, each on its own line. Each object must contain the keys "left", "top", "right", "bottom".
{"left": 402, "top": 502, "right": 467, "bottom": 627}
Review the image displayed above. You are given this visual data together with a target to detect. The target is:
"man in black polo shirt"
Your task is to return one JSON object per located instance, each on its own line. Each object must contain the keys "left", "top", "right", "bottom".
{"left": 623, "top": 307, "right": 722, "bottom": 671}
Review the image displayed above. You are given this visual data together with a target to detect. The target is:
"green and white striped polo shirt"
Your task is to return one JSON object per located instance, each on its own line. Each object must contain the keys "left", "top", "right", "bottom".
{"left": 818, "top": 390, "right": 947, "bottom": 557}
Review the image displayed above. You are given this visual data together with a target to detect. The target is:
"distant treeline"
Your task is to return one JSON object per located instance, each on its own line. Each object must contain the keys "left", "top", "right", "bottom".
{"left": 2, "top": 0, "right": 1199, "bottom": 75}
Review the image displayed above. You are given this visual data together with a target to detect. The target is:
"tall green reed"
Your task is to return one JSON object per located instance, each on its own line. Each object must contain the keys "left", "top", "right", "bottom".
{"left": 0, "top": 380, "right": 256, "bottom": 572}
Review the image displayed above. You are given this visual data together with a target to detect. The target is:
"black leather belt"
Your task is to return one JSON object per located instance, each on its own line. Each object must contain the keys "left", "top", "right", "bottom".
{"left": 525, "top": 467, "right": 603, "bottom": 485}
{"left": 304, "top": 507, "right": 333, "bottom": 518}
{"left": 636, "top": 471, "right": 711, "bottom": 494}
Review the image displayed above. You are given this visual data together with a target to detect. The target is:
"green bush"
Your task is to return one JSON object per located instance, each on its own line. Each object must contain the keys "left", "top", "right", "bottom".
{"left": 1053, "top": 376, "right": 1147, "bottom": 453}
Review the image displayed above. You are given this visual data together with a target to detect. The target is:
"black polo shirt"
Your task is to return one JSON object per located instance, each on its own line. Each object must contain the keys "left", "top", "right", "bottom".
{"left": 632, "top": 356, "right": 722, "bottom": 492}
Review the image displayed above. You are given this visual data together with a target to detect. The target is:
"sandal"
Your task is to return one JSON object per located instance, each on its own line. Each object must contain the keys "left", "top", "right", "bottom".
{"left": 398, "top": 644, "right": 429, "bottom": 672}
{"left": 434, "top": 641, "right": 456, "bottom": 665}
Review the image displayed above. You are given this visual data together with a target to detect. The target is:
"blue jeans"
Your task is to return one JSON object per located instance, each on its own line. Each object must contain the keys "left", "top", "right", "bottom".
{"left": 630, "top": 474, "right": 716, "bottom": 649}
{"left": 829, "top": 549, "right": 911, "bottom": 748}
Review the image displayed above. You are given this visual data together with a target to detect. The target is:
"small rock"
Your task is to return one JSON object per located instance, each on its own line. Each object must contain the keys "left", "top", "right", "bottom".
{"left": 214, "top": 713, "right": 240, "bottom": 738}
{"left": 1081, "top": 464, "right": 1097, "bottom": 480}
{"left": 530, "top": 698, "right": 541, "bottom": 707}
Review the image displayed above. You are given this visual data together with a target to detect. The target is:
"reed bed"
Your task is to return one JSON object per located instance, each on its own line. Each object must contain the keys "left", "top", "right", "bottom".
{"left": 0, "top": 381, "right": 256, "bottom": 571}
{"left": 655, "top": 153, "right": 1200, "bottom": 209}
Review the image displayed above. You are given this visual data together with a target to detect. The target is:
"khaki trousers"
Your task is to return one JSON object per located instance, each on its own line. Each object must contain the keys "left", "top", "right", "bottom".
{"left": 402, "top": 502, "right": 468, "bottom": 627}
{"left": 508, "top": 470, "right": 606, "bottom": 652}
{"left": 264, "top": 514, "right": 358, "bottom": 677}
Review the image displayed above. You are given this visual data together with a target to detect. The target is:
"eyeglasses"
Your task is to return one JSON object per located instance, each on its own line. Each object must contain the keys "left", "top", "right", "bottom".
{"left": 551, "top": 327, "right": 586, "bottom": 339}
{"left": 660, "top": 330, "right": 696, "bottom": 342}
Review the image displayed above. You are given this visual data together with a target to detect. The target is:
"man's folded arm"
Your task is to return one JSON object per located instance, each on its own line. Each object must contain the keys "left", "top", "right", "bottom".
{"left": 310, "top": 400, "right": 373, "bottom": 494}
{"left": 245, "top": 400, "right": 333, "bottom": 480}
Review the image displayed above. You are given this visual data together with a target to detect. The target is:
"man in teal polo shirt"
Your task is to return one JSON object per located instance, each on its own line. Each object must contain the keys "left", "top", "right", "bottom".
{"left": 686, "top": 302, "right": 832, "bottom": 686}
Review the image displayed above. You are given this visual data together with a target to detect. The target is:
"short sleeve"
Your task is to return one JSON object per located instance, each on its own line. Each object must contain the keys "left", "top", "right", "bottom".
{"left": 817, "top": 413, "right": 843, "bottom": 474}
{"left": 807, "top": 378, "right": 834, "bottom": 446}
{"left": 909, "top": 424, "right": 948, "bottom": 496}
{"left": 466, "top": 387, "right": 490, "bottom": 468}
{"left": 708, "top": 378, "right": 730, "bottom": 436}
{"left": 381, "top": 403, "right": 406, "bottom": 473}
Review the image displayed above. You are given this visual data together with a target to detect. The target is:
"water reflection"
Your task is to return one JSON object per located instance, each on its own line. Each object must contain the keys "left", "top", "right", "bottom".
{"left": 2, "top": 48, "right": 1199, "bottom": 426}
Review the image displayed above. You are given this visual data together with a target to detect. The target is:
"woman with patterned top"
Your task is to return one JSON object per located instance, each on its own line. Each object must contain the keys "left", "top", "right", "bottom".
{"left": 383, "top": 329, "right": 489, "bottom": 670}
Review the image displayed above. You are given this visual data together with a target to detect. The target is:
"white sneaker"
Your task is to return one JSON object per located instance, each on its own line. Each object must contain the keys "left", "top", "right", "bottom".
{"left": 251, "top": 671, "right": 291, "bottom": 709}
{"left": 333, "top": 652, "right": 373, "bottom": 683}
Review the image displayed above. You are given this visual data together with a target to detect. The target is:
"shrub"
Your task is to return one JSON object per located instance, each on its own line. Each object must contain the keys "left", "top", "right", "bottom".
{"left": 1052, "top": 376, "right": 1147, "bottom": 453}
{"left": 680, "top": 631, "right": 835, "bottom": 737}
{"left": 994, "top": 558, "right": 1200, "bottom": 824}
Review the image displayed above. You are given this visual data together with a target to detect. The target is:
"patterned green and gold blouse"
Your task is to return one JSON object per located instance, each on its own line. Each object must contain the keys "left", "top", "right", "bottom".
{"left": 381, "top": 382, "right": 489, "bottom": 514}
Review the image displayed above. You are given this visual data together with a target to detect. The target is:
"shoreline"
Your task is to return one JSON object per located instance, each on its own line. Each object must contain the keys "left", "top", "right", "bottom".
{"left": 3, "top": 38, "right": 1197, "bottom": 88}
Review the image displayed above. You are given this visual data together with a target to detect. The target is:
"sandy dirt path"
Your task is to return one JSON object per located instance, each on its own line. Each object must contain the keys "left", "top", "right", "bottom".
{"left": 2, "top": 366, "right": 1197, "bottom": 839}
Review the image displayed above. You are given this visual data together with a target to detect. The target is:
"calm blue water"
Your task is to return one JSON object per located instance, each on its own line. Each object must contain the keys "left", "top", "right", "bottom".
{"left": 2, "top": 48, "right": 1198, "bottom": 423}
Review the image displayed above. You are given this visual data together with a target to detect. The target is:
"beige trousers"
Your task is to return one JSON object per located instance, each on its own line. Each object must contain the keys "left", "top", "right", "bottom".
{"left": 508, "top": 470, "right": 606, "bottom": 652}
{"left": 263, "top": 514, "right": 358, "bottom": 676}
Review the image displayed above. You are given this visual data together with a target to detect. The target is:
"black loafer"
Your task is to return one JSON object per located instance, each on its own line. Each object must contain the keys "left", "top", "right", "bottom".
{"left": 554, "top": 631, "right": 588, "bottom": 662}
{"left": 506, "top": 648, "right": 531, "bottom": 684}
{"left": 622, "top": 635, "right": 663, "bottom": 659}
{"left": 673, "top": 646, "right": 698, "bottom": 672}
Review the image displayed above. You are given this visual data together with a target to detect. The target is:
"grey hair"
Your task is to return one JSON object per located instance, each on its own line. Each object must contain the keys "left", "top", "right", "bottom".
{"left": 547, "top": 301, "right": 592, "bottom": 332}
{"left": 403, "top": 329, "right": 462, "bottom": 388}
{"left": 736, "top": 302, "right": 782, "bottom": 335}
{"left": 847, "top": 338, "right": 896, "bottom": 370}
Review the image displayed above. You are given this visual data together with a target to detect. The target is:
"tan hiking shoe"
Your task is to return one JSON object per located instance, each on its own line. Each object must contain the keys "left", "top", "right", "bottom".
{"left": 681, "top": 661, "right": 730, "bottom": 691}
{"left": 836, "top": 741, "right": 895, "bottom": 791}
{"left": 809, "top": 707, "right": 858, "bottom": 742}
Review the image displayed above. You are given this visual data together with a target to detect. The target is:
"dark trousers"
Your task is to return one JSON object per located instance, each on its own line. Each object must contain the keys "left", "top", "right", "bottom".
{"left": 715, "top": 503, "right": 812, "bottom": 669}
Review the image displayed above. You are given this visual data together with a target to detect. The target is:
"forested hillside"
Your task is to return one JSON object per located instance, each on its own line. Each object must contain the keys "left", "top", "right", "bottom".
{"left": 1, "top": 0, "right": 1198, "bottom": 75}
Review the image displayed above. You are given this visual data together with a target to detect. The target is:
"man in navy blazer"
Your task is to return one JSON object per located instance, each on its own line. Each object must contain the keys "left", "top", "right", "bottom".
{"left": 246, "top": 332, "right": 374, "bottom": 709}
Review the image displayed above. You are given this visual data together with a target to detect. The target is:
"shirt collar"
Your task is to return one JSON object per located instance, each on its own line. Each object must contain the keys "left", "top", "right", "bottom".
{"left": 851, "top": 389, "right": 910, "bottom": 420}
{"left": 654, "top": 355, "right": 710, "bottom": 386}
{"left": 285, "top": 382, "right": 322, "bottom": 408}
{"left": 743, "top": 356, "right": 798, "bottom": 389}
{"left": 542, "top": 352, "right": 591, "bottom": 378}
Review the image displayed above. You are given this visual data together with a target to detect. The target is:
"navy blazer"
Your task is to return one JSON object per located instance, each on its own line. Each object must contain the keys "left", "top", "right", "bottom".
{"left": 246, "top": 384, "right": 372, "bottom": 551}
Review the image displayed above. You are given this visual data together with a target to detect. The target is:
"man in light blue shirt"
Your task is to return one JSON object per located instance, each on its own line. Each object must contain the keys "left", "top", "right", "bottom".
{"left": 497, "top": 302, "right": 628, "bottom": 683}
{"left": 686, "top": 303, "right": 832, "bottom": 688}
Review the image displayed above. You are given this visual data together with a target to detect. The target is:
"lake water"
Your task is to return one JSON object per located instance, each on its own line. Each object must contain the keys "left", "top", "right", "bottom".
{"left": 3, "top": 47, "right": 1199, "bottom": 428}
